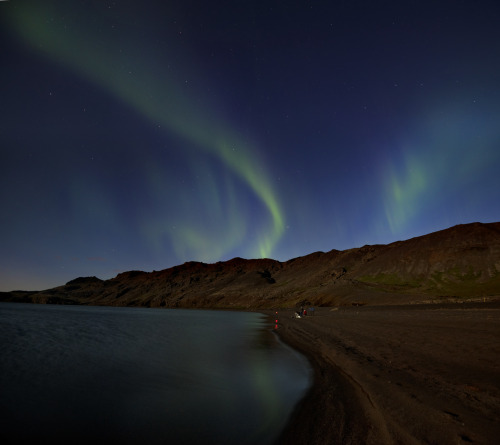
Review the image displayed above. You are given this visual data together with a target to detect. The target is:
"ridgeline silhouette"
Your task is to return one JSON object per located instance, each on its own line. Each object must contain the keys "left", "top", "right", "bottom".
{"left": 2, "top": 222, "right": 500, "bottom": 308}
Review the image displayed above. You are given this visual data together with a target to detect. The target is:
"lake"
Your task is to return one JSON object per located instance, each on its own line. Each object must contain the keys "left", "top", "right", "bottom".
{"left": 0, "top": 302, "right": 311, "bottom": 444}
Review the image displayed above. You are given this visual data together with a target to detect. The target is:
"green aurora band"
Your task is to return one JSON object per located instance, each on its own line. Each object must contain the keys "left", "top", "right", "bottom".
{"left": 383, "top": 151, "right": 427, "bottom": 234}
{"left": 381, "top": 103, "right": 500, "bottom": 236}
{"left": 7, "top": 2, "right": 285, "bottom": 261}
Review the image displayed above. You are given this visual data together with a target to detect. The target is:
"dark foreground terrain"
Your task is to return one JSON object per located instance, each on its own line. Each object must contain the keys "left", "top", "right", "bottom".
{"left": 2, "top": 222, "right": 500, "bottom": 444}
{"left": 273, "top": 302, "right": 500, "bottom": 445}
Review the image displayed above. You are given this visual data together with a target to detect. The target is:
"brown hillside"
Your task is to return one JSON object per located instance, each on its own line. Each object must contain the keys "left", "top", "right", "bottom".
{"left": 2, "top": 222, "right": 500, "bottom": 308}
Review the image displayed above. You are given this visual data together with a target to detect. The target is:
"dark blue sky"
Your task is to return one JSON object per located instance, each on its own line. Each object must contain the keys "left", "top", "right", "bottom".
{"left": 2, "top": 0, "right": 500, "bottom": 291}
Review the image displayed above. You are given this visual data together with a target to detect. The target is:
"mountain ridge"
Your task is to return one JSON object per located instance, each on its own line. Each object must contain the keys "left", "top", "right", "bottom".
{"left": 2, "top": 222, "right": 500, "bottom": 308}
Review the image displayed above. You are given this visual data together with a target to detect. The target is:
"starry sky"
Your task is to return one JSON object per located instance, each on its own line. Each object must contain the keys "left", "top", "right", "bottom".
{"left": 1, "top": 0, "right": 500, "bottom": 291}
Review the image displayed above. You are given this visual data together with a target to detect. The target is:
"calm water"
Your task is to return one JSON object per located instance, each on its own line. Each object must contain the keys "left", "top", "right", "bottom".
{"left": 0, "top": 303, "right": 311, "bottom": 444}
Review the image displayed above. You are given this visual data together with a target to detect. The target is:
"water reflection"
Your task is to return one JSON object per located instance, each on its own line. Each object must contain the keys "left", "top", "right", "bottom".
{"left": 0, "top": 303, "right": 310, "bottom": 444}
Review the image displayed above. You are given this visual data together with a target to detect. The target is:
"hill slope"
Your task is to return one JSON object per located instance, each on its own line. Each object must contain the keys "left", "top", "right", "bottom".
{"left": 2, "top": 222, "right": 500, "bottom": 308}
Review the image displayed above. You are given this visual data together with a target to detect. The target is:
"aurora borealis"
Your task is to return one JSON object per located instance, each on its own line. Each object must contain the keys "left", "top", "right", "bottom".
{"left": 1, "top": 1, "right": 500, "bottom": 291}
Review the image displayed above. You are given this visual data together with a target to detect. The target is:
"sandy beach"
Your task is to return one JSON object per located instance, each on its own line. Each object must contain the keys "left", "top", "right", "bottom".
{"left": 271, "top": 302, "right": 500, "bottom": 445}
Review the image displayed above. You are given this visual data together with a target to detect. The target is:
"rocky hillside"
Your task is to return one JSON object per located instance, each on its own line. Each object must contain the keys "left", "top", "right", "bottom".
{"left": 2, "top": 222, "right": 500, "bottom": 308}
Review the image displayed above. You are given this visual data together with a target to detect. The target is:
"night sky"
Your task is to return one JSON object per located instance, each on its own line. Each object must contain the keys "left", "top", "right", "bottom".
{"left": 2, "top": 1, "right": 500, "bottom": 291}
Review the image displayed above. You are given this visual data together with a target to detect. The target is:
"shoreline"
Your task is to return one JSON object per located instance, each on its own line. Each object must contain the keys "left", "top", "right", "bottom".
{"left": 268, "top": 303, "right": 500, "bottom": 445}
